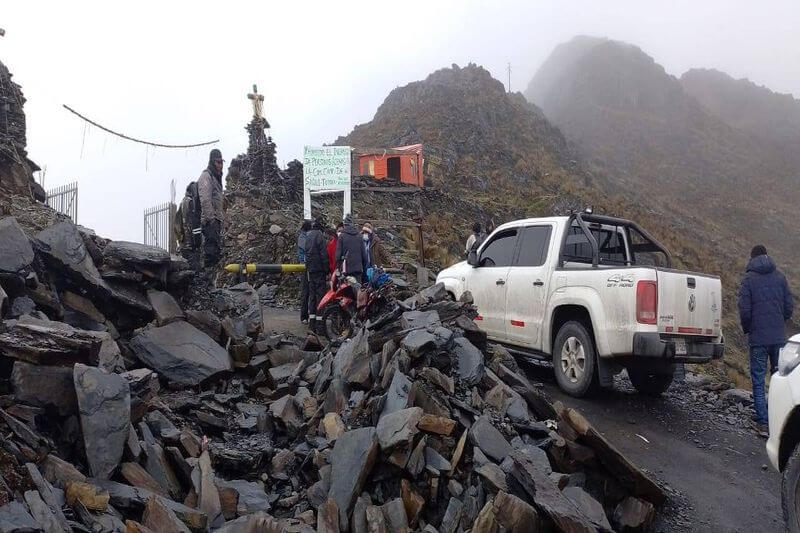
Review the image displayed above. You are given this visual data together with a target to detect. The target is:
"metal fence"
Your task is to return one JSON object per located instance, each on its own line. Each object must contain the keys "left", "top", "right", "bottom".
{"left": 143, "top": 202, "right": 176, "bottom": 253}
{"left": 45, "top": 182, "right": 78, "bottom": 223}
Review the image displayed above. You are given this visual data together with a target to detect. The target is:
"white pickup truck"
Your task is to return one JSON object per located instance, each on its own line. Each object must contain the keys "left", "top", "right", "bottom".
{"left": 437, "top": 213, "right": 724, "bottom": 396}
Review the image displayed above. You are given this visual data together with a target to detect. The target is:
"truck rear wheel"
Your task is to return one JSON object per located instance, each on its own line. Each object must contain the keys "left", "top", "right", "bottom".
{"left": 628, "top": 366, "right": 675, "bottom": 396}
{"left": 553, "top": 321, "right": 599, "bottom": 397}
{"left": 782, "top": 442, "right": 800, "bottom": 532}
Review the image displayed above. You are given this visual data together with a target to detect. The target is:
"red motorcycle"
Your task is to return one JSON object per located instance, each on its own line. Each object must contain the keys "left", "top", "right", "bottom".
{"left": 317, "top": 271, "right": 394, "bottom": 340}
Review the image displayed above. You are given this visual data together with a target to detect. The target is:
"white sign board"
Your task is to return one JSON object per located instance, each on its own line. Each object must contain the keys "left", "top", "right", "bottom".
{"left": 302, "top": 146, "right": 351, "bottom": 219}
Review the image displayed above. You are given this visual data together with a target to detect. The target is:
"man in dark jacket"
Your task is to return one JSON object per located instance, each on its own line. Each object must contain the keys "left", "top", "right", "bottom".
{"left": 738, "top": 245, "right": 794, "bottom": 432}
{"left": 197, "top": 149, "right": 225, "bottom": 266}
{"left": 335, "top": 214, "right": 366, "bottom": 280}
{"left": 298, "top": 220, "right": 311, "bottom": 324}
{"left": 305, "top": 218, "right": 329, "bottom": 334}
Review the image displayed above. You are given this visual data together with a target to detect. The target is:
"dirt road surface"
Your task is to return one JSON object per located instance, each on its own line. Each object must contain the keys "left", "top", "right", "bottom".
{"left": 526, "top": 364, "right": 784, "bottom": 533}
{"left": 262, "top": 306, "right": 784, "bottom": 532}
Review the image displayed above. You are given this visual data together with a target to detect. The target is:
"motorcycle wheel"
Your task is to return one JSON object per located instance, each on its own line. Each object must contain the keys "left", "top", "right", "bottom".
{"left": 322, "top": 305, "right": 353, "bottom": 341}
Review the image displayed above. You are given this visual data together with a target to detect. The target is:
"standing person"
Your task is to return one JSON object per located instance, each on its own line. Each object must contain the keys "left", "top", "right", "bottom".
{"left": 327, "top": 223, "right": 343, "bottom": 275}
{"left": 305, "top": 218, "right": 330, "bottom": 334}
{"left": 464, "top": 222, "right": 487, "bottom": 257}
{"left": 335, "top": 214, "right": 365, "bottom": 281}
{"left": 361, "top": 222, "right": 392, "bottom": 274}
{"left": 298, "top": 220, "right": 311, "bottom": 324}
{"left": 738, "top": 245, "right": 794, "bottom": 434}
{"left": 197, "top": 149, "right": 225, "bottom": 267}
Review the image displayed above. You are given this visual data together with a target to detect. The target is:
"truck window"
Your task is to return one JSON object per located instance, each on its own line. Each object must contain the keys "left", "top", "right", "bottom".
{"left": 627, "top": 226, "right": 670, "bottom": 267}
{"left": 479, "top": 229, "right": 518, "bottom": 267}
{"left": 515, "top": 226, "right": 552, "bottom": 267}
{"left": 563, "top": 224, "right": 628, "bottom": 265}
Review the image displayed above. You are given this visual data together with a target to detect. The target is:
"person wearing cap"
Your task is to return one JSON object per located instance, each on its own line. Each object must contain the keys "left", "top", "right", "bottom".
{"left": 335, "top": 214, "right": 366, "bottom": 281}
{"left": 361, "top": 222, "right": 392, "bottom": 276}
{"left": 197, "top": 149, "right": 225, "bottom": 266}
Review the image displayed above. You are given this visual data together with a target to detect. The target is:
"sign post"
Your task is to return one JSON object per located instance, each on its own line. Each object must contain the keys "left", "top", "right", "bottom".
{"left": 303, "top": 146, "right": 351, "bottom": 219}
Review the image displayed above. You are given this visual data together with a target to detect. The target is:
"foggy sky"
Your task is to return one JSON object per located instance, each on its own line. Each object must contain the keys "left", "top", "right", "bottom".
{"left": 3, "top": 0, "right": 799, "bottom": 242}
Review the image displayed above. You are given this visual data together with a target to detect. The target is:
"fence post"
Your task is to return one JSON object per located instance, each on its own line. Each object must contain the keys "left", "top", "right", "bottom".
{"left": 168, "top": 202, "right": 177, "bottom": 254}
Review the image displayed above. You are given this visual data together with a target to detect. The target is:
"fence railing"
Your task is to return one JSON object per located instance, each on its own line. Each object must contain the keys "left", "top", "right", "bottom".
{"left": 143, "top": 202, "right": 176, "bottom": 253}
{"left": 45, "top": 182, "right": 78, "bottom": 223}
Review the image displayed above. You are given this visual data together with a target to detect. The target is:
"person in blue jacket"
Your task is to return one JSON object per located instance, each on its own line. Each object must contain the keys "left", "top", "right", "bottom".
{"left": 738, "top": 244, "right": 794, "bottom": 433}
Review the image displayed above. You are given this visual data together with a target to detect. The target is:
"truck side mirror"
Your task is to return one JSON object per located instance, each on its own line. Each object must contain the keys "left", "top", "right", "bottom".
{"left": 467, "top": 251, "right": 479, "bottom": 267}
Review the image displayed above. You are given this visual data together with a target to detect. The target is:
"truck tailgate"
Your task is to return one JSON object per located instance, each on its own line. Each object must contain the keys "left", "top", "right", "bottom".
{"left": 656, "top": 270, "right": 722, "bottom": 337}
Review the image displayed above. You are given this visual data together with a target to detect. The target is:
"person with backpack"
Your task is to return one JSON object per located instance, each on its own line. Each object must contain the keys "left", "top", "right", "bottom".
{"left": 174, "top": 182, "right": 203, "bottom": 261}
{"left": 464, "top": 222, "right": 487, "bottom": 257}
{"left": 298, "top": 220, "right": 311, "bottom": 324}
{"left": 197, "top": 149, "right": 225, "bottom": 266}
{"left": 305, "top": 218, "right": 330, "bottom": 334}
{"left": 335, "top": 214, "right": 366, "bottom": 281}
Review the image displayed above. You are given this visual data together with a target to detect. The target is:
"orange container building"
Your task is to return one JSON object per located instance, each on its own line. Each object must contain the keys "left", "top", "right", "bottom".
{"left": 354, "top": 144, "right": 424, "bottom": 187}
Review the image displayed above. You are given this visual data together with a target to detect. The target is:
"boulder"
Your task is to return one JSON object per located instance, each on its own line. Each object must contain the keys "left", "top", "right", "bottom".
{"left": 61, "top": 291, "right": 106, "bottom": 324}
{"left": 104, "top": 241, "right": 171, "bottom": 267}
{"left": 424, "top": 447, "right": 452, "bottom": 473}
{"left": 12, "top": 361, "right": 77, "bottom": 416}
{"left": 376, "top": 407, "right": 423, "bottom": 450}
{"left": 9, "top": 296, "right": 35, "bottom": 318}
{"left": 185, "top": 310, "right": 223, "bottom": 342}
{"left": 492, "top": 491, "right": 541, "bottom": 533}
{"left": 400, "top": 310, "right": 441, "bottom": 330}
{"left": 401, "top": 329, "right": 437, "bottom": 358}
{"left": 216, "top": 480, "right": 271, "bottom": 516}
{"left": 720, "top": 388, "right": 753, "bottom": 406}
{"left": 454, "top": 337, "right": 484, "bottom": 386}
{"left": 146, "top": 290, "right": 185, "bottom": 326}
{"left": 328, "top": 427, "right": 379, "bottom": 530}
{"left": 0, "top": 217, "right": 34, "bottom": 273}
{"left": 74, "top": 364, "right": 131, "bottom": 479}
{"left": 142, "top": 496, "right": 191, "bottom": 533}
{"left": 0, "top": 316, "right": 103, "bottom": 365}
{"left": 129, "top": 321, "right": 232, "bottom": 387}
{"left": 439, "top": 497, "right": 463, "bottom": 533}
{"left": 211, "top": 283, "right": 263, "bottom": 338}
{"left": 333, "top": 328, "right": 372, "bottom": 387}
{"left": 24, "top": 490, "right": 63, "bottom": 533}
{"left": 35, "top": 221, "right": 107, "bottom": 294}
{"left": 418, "top": 414, "right": 456, "bottom": 436}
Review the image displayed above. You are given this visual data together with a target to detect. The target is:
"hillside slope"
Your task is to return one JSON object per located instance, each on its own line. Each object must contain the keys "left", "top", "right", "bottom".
{"left": 525, "top": 36, "right": 800, "bottom": 259}
{"left": 681, "top": 68, "right": 800, "bottom": 147}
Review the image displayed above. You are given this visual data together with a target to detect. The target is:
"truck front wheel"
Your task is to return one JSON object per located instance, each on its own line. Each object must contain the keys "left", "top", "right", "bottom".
{"left": 553, "top": 321, "right": 599, "bottom": 397}
{"left": 628, "top": 366, "right": 675, "bottom": 396}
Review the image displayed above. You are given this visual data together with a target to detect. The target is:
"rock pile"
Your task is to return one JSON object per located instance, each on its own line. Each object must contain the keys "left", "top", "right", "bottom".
{"left": 1, "top": 220, "right": 665, "bottom": 533}
{"left": 0, "top": 59, "right": 45, "bottom": 201}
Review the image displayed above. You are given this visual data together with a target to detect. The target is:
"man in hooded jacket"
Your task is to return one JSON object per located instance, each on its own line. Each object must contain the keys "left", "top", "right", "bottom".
{"left": 738, "top": 245, "right": 794, "bottom": 432}
{"left": 197, "top": 149, "right": 225, "bottom": 266}
{"left": 335, "top": 214, "right": 366, "bottom": 280}
{"left": 305, "top": 218, "right": 329, "bottom": 334}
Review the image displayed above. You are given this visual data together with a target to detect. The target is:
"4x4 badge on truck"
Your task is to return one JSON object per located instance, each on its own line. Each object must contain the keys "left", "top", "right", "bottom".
{"left": 688, "top": 294, "right": 696, "bottom": 312}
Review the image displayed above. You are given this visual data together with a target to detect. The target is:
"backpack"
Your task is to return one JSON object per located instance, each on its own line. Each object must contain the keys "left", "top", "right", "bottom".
{"left": 185, "top": 181, "right": 202, "bottom": 231}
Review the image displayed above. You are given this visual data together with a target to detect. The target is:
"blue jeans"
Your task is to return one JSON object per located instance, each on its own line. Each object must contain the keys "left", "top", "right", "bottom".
{"left": 750, "top": 344, "right": 781, "bottom": 424}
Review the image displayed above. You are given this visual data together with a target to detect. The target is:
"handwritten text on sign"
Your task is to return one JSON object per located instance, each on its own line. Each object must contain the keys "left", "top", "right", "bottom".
{"left": 303, "top": 146, "right": 351, "bottom": 190}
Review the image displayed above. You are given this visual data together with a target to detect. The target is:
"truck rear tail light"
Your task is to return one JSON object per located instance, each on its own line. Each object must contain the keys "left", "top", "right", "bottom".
{"left": 636, "top": 280, "right": 658, "bottom": 325}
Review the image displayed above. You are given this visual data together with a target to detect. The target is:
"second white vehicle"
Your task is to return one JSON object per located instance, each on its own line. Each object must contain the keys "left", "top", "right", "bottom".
{"left": 437, "top": 212, "right": 724, "bottom": 396}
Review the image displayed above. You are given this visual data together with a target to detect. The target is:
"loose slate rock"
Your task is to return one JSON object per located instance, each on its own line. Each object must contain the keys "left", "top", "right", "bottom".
{"left": 328, "top": 427, "right": 379, "bottom": 531}
{"left": 564, "top": 486, "right": 612, "bottom": 531}
{"left": 400, "top": 310, "right": 441, "bottom": 330}
{"left": 74, "top": 363, "right": 131, "bottom": 479}
{"left": 440, "top": 497, "right": 463, "bottom": 533}
{"left": 493, "top": 490, "right": 541, "bottom": 533}
{"left": 402, "top": 329, "right": 437, "bottom": 358}
{"left": 381, "top": 371, "right": 415, "bottom": 418}
{"left": 454, "top": 337, "right": 484, "bottom": 386}
{"left": 0, "top": 501, "right": 39, "bottom": 532}
{"left": 129, "top": 321, "right": 232, "bottom": 386}
{"left": 376, "top": 407, "right": 423, "bottom": 450}
{"left": 104, "top": 241, "right": 171, "bottom": 267}
{"left": 146, "top": 290, "right": 185, "bottom": 326}
{"left": 613, "top": 497, "right": 655, "bottom": 533}
{"left": 36, "top": 221, "right": 107, "bottom": 294}
{"left": 12, "top": 361, "right": 77, "bottom": 416}
{"left": 23, "top": 490, "right": 63, "bottom": 533}
{"left": 0, "top": 217, "right": 34, "bottom": 273}
{"left": 469, "top": 415, "right": 512, "bottom": 462}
